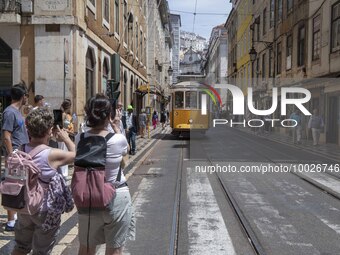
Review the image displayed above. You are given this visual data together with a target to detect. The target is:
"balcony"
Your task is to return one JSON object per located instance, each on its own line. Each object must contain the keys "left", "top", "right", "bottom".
{"left": 0, "top": 0, "right": 22, "bottom": 24}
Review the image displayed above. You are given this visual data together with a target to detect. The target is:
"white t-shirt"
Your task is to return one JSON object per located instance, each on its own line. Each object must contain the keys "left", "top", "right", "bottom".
{"left": 74, "top": 132, "right": 128, "bottom": 186}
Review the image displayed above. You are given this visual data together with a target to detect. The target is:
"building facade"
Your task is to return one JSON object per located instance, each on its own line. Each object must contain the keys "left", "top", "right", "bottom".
{"left": 225, "top": 0, "right": 340, "bottom": 145}
{"left": 170, "top": 14, "right": 181, "bottom": 85}
{"left": 180, "top": 31, "right": 207, "bottom": 54}
{"left": 146, "top": 0, "right": 172, "bottom": 113}
{"left": 0, "top": 0, "right": 151, "bottom": 129}
{"left": 180, "top": 48, "right": 203, "bottom": 75}
{"left": 204, "top": 24, "right": 228, "bottom": 112}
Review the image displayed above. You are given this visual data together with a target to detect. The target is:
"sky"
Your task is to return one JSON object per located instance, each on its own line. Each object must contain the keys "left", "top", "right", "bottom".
{"left": 168, "top": 0, "right": 232, "bottom": 40}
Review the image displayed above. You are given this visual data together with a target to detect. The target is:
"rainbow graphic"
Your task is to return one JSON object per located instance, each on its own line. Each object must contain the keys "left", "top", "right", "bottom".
{"left": 198, "top": 83, "right": 223, "bottom": 115}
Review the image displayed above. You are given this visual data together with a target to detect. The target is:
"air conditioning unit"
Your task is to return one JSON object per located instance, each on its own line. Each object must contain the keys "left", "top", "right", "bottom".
{"left": 21, "top": 0, "right": 33, "bottom": 14}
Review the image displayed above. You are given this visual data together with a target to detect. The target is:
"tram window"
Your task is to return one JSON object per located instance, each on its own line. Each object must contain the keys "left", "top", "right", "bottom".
{"left": 185, "top": 91, "right": 197, "bottom": 109}
{"left": 174, "top": 91, "right": 184, "bottom": 108}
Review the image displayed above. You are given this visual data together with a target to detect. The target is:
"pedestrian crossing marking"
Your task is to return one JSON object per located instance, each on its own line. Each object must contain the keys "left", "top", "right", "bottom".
{"left": 186, "top": 167, "right": 236, "bottom": 255}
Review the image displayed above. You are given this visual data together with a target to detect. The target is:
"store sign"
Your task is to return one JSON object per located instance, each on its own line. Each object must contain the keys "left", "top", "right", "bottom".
{"left": 35, "top": 0, "right": 72, "bottom": 15}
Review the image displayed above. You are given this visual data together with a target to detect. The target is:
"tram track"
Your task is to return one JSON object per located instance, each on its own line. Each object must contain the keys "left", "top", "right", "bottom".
{"left": 206, "top": 155, "right": 267, "bottom": 255}
{"left": 195, "top": 129, "right": 340, "bottom": 255}
{"left": 170, "top": 129, "right": 340, "bottom": 255}
{"left": 229, "top": 130, "right": 340, "bottom": 200}
{"left": 168, "top": 140, "right": 185, "bottom": 255}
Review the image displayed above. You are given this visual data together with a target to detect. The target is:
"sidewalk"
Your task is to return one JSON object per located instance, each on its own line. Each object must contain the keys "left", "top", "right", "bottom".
{"left": 240, "top": 127, "right": 340, "bottom": 161}
{"left": 0, "top": 124, "right": 168, "bottom": 232}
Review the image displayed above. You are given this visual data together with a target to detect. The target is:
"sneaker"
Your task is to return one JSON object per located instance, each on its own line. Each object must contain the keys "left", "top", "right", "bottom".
{"left": 4, "top": 224, "right": 15, "bottom": 232}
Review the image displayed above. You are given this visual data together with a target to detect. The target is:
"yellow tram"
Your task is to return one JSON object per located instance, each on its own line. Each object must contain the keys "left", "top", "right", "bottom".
{"left": 170, "top": 81, "right": 212, "bottom": 136}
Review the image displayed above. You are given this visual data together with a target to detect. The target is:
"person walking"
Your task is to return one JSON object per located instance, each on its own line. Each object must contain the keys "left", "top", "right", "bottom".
{"left": 308, "top": 108, "right": 324, "bottom": 146}
{"left": 58, "top": 99, "right": 74, "bottom": 177}
{"left": 114, "top": 101, "right": 126, "bottom": 136}
{"left": 160, "top": 110, "right": 166, "bottom": 130}
{"left": 74, "top": 94, "right": 135, "bottom": 255}
{"left": 152, "top": 110, "right": 158, "bottom": 129}
{"left": 138, "top": 109, "right": 147, "bottom": 138}
{"left": 60, "top": 99, "right": 74, "bottom": 134}
{"left": 11, "top": 108, "right": 75, "bottom": 255}
{"left": 126, "top": 105, "right": 138, "bottom": 155}
{"left": 32, "top": 95, "right": 45, "bottom": 110}
{"left": 290, "top": 109, "right": 302, "bottom": 144}
{"left": 2, "top": 83, "right": 29, "bottom": 232}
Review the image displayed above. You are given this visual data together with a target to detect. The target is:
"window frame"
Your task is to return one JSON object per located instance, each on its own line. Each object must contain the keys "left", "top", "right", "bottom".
{"left": 286, "top": 34, "right": 292, "bottom": 70}
{"left": 263, "top": 8, "right": 267, "bottom": 35}
{"left": 269, "top": 48, "right": 273, "bottom": 78}
{"left": 270, "top": 0, "right": 274, "bottom": 28}
{"left": 103, "top": 0, "right": 110, "bottom": 29}
{"left": 287, "top": 0, "right": 293, "bottom": 15}
{"left": 87, "top": 0, "right": 96, "bottom": 15}
{"left": 123, "top": 0, "right": 128, "bottom": 45}
{"left": 262, "top": 53, "right": 266, "bottom": 80}
{"left": 331, "top": 1, "right": 340, "bottom": 52}
{"left": 115, "top": 0, "right": 120, "bottom": 35}
{"left": 297, "top": 25, "right": 305, "bottom": 66}
{"left": 278, "top": 0, "right": 283, "bottom": 23}
{"left": 174, "top": 91, "right": 184, "bottom": 109}
{"left": 312, "top": 14, "right": 321, "bottom": 60}
{"left": 277, "top": 42, "right": 282, "bottom": 75}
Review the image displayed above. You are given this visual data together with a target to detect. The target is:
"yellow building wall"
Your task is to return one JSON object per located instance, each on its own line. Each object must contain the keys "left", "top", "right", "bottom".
{"left": 236, "top": 0, "right": 252, "bottom": 95}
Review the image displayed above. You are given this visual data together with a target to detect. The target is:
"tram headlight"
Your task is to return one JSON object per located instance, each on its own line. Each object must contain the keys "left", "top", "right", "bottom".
{"left": 188, "top": 119, "right": 193, "bottom": 124}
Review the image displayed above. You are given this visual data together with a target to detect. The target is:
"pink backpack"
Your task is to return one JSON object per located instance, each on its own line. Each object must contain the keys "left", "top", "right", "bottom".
{"left": 0, "top": 145, "right": 48, "bottom": 215}
{"left": 71, "top": 133, "right": 116, "bottom": 209}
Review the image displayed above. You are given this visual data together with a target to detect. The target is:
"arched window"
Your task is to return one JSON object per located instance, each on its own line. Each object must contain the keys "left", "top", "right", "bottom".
{"left": 102, "top": 58, "right": 109, "bottom": 94}
{"left": 86, "top": 48, "right": 96, "bottom": 102}
{"left": 128, "top": 14, "right": 134, "bottom": 50}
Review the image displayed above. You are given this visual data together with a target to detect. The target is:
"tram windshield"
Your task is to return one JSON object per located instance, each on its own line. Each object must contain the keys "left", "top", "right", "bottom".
{"left": 174, "top": 91, "right": 184, "bottom": 108}
{"left": 185, "top": 91, "right": 198, "bottom": 109}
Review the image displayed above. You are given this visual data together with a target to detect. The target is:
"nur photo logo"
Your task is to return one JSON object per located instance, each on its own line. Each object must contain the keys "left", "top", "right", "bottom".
{"left": 200, "top": 84, "right": 312, "bottom": 128}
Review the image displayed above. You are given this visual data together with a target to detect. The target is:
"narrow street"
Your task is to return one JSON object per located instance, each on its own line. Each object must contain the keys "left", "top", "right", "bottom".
{"left": 1, "top": 0, "right": 340, "bottom": 254}
{"left": 2, "top": 127, "right": 340, "bottom": 254}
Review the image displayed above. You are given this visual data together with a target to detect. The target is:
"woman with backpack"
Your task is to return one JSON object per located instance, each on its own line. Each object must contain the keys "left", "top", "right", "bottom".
{"left": 12, "top": 108, "right": 75, "bottom": 255}
{"left": 74, "top": 94, "right": 135, "bottom": 255}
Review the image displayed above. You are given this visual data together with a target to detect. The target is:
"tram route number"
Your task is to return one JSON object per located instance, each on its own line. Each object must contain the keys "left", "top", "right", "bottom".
{"left": 292, "top": 164, "right": 340, "bottom": 173}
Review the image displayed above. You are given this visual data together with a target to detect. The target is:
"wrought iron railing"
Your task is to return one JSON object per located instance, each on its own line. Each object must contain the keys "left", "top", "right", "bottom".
{"left": 0, "top": 0, "right": 21, "bottom": 14}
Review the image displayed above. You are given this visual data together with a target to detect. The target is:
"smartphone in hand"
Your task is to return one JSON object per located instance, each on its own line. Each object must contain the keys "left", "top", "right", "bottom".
{"left": 53, "top": 109, "right": 63, "bottom": 129}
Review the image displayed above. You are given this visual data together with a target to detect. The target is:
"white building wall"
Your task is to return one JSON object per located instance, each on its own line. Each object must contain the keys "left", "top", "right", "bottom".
{"left": 35, "top": 24, "right": 73, "bottom": 108}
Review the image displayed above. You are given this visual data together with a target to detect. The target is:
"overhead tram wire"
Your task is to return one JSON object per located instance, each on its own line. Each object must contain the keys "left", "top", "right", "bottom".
{"left": 188, "top": 0, "right": 198, "bottom": 75}
{"left": 192, "top": 0, "right": 198, "bottom": 35}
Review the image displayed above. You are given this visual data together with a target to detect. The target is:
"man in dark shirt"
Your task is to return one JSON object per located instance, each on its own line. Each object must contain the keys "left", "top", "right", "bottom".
{"left": 2, "top": 83, "right": 29, "bottom": 231}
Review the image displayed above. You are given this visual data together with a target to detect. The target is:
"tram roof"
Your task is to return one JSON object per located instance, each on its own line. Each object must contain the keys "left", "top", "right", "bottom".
{"left": 170, "top": 81, "right": 205, "bottom": 90}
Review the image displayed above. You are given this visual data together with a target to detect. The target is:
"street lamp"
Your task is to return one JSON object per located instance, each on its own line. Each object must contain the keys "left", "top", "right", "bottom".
{"left": 167, "top": 66, "right": 173, "bottom": 76}
{"left": 249, "top": 47, "right": 257, "bottom": 63}
{"left": 249, "top": 46, "right": 257, "bottom": 90}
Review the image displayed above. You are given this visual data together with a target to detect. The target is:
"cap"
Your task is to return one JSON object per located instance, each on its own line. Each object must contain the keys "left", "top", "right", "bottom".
{"left": 127, "top": 105, "right": 133, "bottom": 110}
